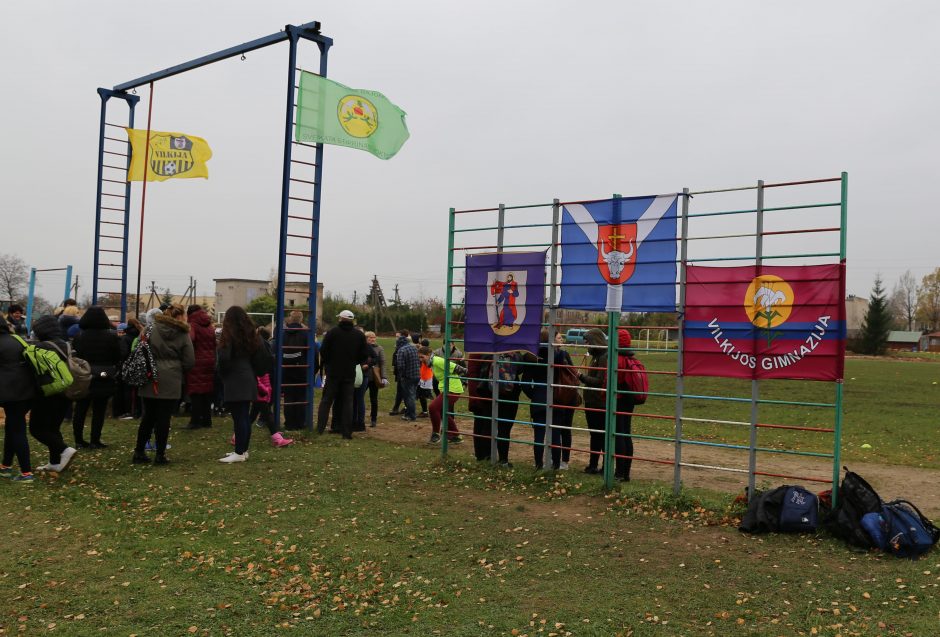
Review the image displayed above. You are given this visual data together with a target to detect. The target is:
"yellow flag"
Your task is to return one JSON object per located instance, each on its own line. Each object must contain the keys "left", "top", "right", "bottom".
{"left": 125, "top": 128, "right": 213, "bottom": 182}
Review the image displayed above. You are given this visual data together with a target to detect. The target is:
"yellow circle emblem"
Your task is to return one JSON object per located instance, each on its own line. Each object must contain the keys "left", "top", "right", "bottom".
{"left": 744, "top": 275, "right": 794, "bottom": 329}
{"left": 337, "top": 95, "right": 379, "bottom": 138}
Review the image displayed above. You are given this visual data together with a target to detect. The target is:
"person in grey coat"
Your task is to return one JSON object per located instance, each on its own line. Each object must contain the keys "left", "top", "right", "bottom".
{"left": 217, "top": 306, "right": 271, "bottom": 463}
{"left": 133, "top": 305, "right": 194, "bottom": 465}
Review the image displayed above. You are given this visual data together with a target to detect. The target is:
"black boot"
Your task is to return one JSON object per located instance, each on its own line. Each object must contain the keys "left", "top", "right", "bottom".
{"left": 132, "top": 451, "right": 150, "bottom": 464}
{"left": 154, "top": 453, "right": 169, "bottom": 465}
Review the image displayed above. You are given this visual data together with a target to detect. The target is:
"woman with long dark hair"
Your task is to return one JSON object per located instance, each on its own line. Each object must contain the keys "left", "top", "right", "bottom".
{"left": 133, "top": 305, "right": 194, "bottom": 465}
{"left": 71, "top": 305, "right": 122, "bottom": 448}
{"left": 218, "top": 306, "right": 272, "bottom": 463}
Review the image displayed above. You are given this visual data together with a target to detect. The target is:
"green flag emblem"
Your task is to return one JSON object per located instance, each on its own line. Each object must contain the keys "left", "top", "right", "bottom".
{"left": 296, "top": 71, "right": 410, "bottom": 160}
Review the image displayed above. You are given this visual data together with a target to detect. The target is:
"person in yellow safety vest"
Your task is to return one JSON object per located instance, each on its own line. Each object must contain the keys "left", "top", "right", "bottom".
{"left": 418, "top": 346, "right": 467, "bottom": 445}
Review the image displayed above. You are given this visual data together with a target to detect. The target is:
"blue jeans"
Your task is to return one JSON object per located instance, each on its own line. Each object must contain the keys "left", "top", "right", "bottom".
{"left": 229, "top": 401, "right": 252, "bottom": 454}
{"left": 400, "top": 377, "right": 418, "bottom": 419}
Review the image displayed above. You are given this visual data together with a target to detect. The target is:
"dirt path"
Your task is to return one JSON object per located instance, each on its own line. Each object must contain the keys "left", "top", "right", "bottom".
{"left": 360, "top": 414, "right": 940, "bottom": 517}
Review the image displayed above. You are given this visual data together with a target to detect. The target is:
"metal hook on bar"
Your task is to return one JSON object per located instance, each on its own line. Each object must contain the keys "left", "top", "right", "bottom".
{"left": 241, "top": 54, "right": 247, "bottom": 61}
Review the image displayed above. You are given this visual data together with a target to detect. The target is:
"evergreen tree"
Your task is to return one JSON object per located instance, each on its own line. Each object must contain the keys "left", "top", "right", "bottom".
{"left": 858, "top": 275, "right": 892, "bottom": 355}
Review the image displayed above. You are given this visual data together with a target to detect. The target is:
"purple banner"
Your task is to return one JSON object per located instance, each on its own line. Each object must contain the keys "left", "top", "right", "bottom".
{"left": 464, "top": 251, "right": 546, "bottom": 354}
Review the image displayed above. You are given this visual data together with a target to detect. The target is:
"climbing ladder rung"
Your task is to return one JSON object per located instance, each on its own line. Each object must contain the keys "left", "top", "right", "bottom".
{"left": 287, "top": 233, "right": 313, "bottom": 239}
{"left": 102, "top": 193, "right": 126, "bottom": 199}
{"left": 101, "top": 178, "right": 127, "bottom": 185}
{"left": 104, "top": 122, "right": 126, "bottom": 129}
{"left": 100, "top": 221, "right": 126, "bottom": 226}
{"left": 99, "top": 249, "right": 125, "bottom": 254}
{"left": 286, "top": 252, "right": 311, "bottom": 258}
{"left": 282, "top": 401, "right": 309, "bottom": 406}
{"left": 290, "top": 159, "right": 317, "bottom": 167}
{"left": 100, "top": 234, "right": 125, "bottom": 240}
{"left": 104, "top": 136, "right": 129, "bottom": 143}
{"left": 100, "top": 206, "right": 125, "bottom": 212}
{"left": 289, "top": 177, "right": 316, "bottom": 185}
{"left": 104, "top": 150, "right": 128, "bottom": 157}
{"left": 284, "top": 270, "right": 310, "bottom": 276}
{"left": 288, "top": 215, "right": 313, "bottom": 221}
{"left": 289, "top": 196, "right": 314, "bottom": 203}
{"left": 97, "top": 277, "right": 123, "bottom": 281}
{"left": 103, "top": 164, "right": 126, "bottom": 171}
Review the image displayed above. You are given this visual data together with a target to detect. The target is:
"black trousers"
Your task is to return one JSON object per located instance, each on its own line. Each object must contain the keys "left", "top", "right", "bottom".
{"left": 471, "top": 400, "right": 518, "bottom": 463}
{"left": 585, "top": 409, "right": 606, "bottom": 469}
{"left": 249, "top": 401, "right": 277, "bottom": 436}
{"left": 283, "top": 384, "right": 307, "bottom": 430}
{"left": 368, "top": 381, "right": 380, "bottom": 424}
{"left": 30, "top": 395, "right": 69, "bottom": 464}
{"left": 1, "top": 400, "right": 31, "bottom": 472}
{"left": 392, "top": 376, "right": 404, "bottom": 411}
{"left": 73, "top": 394, "right": 111, "bottom": 444}
{"left": 614, "top": 396, "right": 635, "bottom": 480}
{"left": 190, "top": 393, "right": 213, "bottom": 427}
{"left": 316, "top": 377, "right": 354, "bottom": 438}
{"left": 135, "top": 398, "right": 175, "bottom": 455}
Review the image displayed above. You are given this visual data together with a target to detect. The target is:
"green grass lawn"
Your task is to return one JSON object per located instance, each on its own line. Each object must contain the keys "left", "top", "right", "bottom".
{"left": 1, "top": 344, "right": 936, "bottom": 635}
{"left": 1, "top": 424, "right": 937, "bottom": 636}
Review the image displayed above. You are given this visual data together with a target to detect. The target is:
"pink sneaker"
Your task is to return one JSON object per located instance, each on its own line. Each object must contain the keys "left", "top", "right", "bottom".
{"left": 229, "top": 434, "right": 236, "bottom": 446}
{"left": 271, "top": 432, "right": 293, "bottom": 447}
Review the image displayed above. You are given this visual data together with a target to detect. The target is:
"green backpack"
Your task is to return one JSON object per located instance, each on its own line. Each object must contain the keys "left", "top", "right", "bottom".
{"left": 12, "top": 334, "right": 74, "bottom": 397}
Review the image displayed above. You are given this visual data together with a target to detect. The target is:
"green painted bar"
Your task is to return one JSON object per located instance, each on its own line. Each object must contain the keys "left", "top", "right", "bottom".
{"left": 441, "top": 207, "right": 457, "bottom": 458}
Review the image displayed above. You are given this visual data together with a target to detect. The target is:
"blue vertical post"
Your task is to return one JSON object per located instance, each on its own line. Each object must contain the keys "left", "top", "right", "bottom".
{"left": 273, "top": 30, "right": 300, "bottom": 432}
{"left": 92, "top": 91, "right": 109, "bottom": 305}
{"left": 121, "top": 99, "right": 138, "bottom": 321}
{"left": 64, "top": 266, "right": 73, "bottom": 305}
{"left": 305, "top": 36, "right": 332, "bottom": 430}
{"left": 25, "top": 268, "right": 37, "bottom": 332}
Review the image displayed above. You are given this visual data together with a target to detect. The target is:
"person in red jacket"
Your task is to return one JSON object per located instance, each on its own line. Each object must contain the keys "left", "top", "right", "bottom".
{"left": 185, "top": 305, "right": 217, "bottom": 429}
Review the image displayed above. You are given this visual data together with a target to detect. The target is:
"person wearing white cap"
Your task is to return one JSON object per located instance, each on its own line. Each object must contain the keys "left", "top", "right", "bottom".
{"left": 316, "top": 310, "right": 369, "bottom": 438}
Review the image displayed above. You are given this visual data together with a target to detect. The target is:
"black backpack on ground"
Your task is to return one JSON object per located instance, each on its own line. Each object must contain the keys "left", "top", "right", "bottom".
{"left": 739, "top": 485, "right": 819, "bottom": 534}
{"left": 823, "top": 467, "right": 884, "bottom": 549}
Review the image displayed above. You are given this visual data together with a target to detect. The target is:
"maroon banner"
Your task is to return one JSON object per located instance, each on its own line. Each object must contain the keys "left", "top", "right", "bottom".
{"left": 683, "top": 264, "right": 846, "bottom": 381}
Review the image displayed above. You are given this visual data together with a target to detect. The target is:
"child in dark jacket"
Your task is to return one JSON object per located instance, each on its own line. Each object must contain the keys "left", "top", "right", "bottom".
{"left": 29, "top": 315, "right": 78, "bottom": 473}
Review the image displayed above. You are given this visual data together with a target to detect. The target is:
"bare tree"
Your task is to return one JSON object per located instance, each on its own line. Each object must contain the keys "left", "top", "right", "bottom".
{"left": 890, "top": 270, "right": 920, "bottom": 330}
{"left": 916, "top": 268, "right": 940, "bottom": 332}
{"left": 0, "top": 253, "right": 28, "bottom": 304}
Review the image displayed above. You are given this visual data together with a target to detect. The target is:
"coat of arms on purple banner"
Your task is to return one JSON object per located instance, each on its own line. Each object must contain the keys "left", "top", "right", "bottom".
{"left": 464, "top": 251, "right": 546, "bottom": 354}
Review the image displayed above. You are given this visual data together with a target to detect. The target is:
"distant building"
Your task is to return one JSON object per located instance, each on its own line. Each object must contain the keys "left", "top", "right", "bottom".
{"left": 925, "top": 332, "right": 940, "bottom": 353}
{"left": 213, "top": 279, "right": 270, "bottom": 316}
{"left": 886, "top": 330, "right": 923, "bottom": 352}
{"left": 845, "top": 295, "right": 868, "bottom": 338}
{"left": 213, "top": 278, "right": 323, "bottom": 326}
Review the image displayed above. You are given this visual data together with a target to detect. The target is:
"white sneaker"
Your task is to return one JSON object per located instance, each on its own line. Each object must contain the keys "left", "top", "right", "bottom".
{"left": 219, "top": 452, "right": 247, "bottom": 463}
{"left": 35, "top": 463, "right": 53, "bottom": 472}
{"left": 57, "top": 447, "right": 77, "bottom": 472}
{"left": 558, "top": 462, "right": 569, "bottom": 471}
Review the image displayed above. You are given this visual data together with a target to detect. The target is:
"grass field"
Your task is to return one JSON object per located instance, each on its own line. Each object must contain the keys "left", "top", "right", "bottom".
{"left": 1, "top": 427, "right": 938, "bottom": 636}
{"left": 0, "top": 347, "right": 937, "bottom": 635}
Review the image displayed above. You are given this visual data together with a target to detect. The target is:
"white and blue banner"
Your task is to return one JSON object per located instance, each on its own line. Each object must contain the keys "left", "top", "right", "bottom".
{"left": 559, "top": 195, "right": 679, "bottom": 312}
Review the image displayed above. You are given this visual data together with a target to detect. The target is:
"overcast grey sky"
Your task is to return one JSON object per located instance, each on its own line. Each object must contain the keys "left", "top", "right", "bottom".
{"left": 1, "top": 1, "right": 937, "bottom": 307}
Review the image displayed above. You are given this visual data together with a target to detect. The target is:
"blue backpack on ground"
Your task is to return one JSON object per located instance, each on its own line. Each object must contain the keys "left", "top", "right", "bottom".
{"left": 779, "top": 486, "right": 819, "bottom": 533}
{"left": 861, "top": 500, "right": 940, "bottom": 559}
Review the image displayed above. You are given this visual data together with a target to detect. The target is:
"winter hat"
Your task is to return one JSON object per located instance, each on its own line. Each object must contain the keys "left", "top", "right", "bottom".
{"left": 32, "top": 315, "right": 62, "bottom": 341}
{"left": 144, "top": 308, "right": 163, "bottom": 326}
{"left": 618, "top": 328, "right": 632, "bottom": 348}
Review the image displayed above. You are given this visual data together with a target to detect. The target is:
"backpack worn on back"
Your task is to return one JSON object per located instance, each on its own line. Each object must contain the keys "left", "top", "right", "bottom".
{"left": 862, "top": 500, "right": 940, "bottom": 559}
{"left": 44, "top": 341, "right": 93, "bottom": 401}
{"left": 823, "top": 467, "right": 884, "bottom": 549}
{"left": 120, "top": 325, "right": 159, "bottom": 389}
{"left": 12, "top": 334, "right": 74, "bottom": 397}
{"left": 480, "top": 354, "right": 518, "bottom": 397}
{"left": 618, "top": 355, "right": 649, "bottom": 404}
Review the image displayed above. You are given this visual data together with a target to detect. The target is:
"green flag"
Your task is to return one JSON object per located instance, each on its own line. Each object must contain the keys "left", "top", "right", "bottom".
{"left": 295, "top": 71, "right": 410, "bottom": 160}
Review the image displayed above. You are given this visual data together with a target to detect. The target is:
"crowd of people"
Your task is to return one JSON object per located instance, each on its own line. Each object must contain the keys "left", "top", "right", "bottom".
{"left": 1, "top": 302, "right": 640, "bottom": 483}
